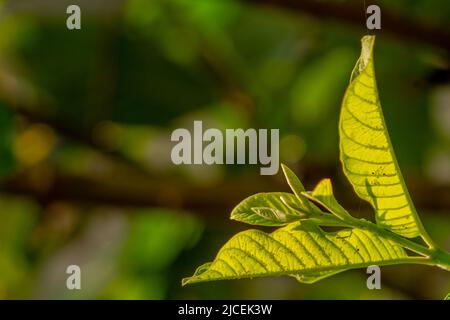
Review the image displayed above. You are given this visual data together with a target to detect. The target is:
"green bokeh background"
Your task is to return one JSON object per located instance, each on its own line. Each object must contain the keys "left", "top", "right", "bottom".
{"left": 0, "top": 0, "right": 449, "bottom": 299}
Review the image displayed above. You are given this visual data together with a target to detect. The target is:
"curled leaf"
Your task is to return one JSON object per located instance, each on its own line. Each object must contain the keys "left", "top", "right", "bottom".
{"left": 231, "top": 192, "right": 306, "bottom": 226}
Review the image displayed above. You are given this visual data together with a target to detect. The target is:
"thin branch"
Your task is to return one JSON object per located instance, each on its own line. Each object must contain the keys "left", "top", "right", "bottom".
{"left": 12, "top": 103, "right": 154, "bottom": 179}
{"left": 244, "top": 0, "right": 450, "bottom": 53}
{"left": 2, "top": 165, "right": 449, "bottom": 216}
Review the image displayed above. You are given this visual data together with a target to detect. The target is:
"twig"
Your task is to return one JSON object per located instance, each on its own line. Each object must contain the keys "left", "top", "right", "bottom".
{"left": 244, "top": 0, "right": 450, "bottom": 53}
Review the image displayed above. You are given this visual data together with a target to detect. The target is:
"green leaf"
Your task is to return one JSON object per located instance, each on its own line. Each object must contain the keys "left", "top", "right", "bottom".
{"left": 184, "top": 36, "right": 450, "bottom": 291}
{"left": 445, "top": 292, "right": 450, "bottom": 300}
{"left": 302, "top": 179, "right": 353, "bottom": 221}
{"left": 281, "top": 164, "right": 305, "bottom": 197}
{"left": 183, "top": 221, "right": 410, "bottom": 285}
{"left": 339, "top": 35, "right": 425, "bottom": 238}
{"left": 281, "top": 164, "right": 320, "bottom": 214}
{"left": 251, "top": 207, "right": 301, "bottom": 225}
{"left": 230, "top": 192, "right": 306, "bottom": 226}
{"left": 290, "top": 269, "right": 344, "bottom": 284}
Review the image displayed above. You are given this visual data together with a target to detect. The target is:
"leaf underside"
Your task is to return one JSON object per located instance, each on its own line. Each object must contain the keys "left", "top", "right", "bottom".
{"left": 231, "top": 192, "right": 306, "bottom": 226}
{"left": 183, "top": 221, "right": 408, "bottom": 285}
{"left": 339, "top": 35, "right": 423, "bottom": 238}
{"left": 183, "top": 35, "right": 432, "bottom": 287}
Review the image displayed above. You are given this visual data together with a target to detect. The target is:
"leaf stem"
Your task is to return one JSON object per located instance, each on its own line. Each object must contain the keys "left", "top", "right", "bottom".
{"left": 431, "top": 249, "right": 450, "bottom": 271}
{"left": 303, "top": 197, "right": 450, "bottom": 271}
{"left": 420, "top": 232, "right": 438, "bottom": 250}
{"left": 349, "top": 218, "right": 450, "bottom": 271}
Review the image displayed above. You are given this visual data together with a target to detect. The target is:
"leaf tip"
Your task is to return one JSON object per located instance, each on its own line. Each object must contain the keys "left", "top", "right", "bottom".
{"left": 182, "top": 262, "right": 213, "bottom": 286}
{"left": 359, "top": 35, "right": 376, "bottom": 72}
{"left": 181, "top": 278, "right": 191, "bottom": 286}
{"left": 280, "top": 163, "right": 293, "bottom": 180}
{"left": 312, "top": 178, "right": 333, "bottom": 195}
{"left": 281, "top": 164, "right": 306, "bottom": 194}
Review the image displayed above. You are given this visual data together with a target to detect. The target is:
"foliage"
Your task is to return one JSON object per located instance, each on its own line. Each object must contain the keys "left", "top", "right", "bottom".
{"left": 0, "top": 0, "right": 449, "bottom": 300}
{"left": 183, "top": 36, "right": 450, "bottom": 288}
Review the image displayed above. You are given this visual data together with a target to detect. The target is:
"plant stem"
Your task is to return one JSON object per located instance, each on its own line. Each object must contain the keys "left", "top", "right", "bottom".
{"left": 357, "top": 220, "right": 430, "bottom": 255}
{"left": 308, "top": 208, "right": 450, "bottom": 271}
{"left": 420, "top": 231, "right": 438, "bottom": 250}
{"left": 431, "top": 249, "right": 450, "bottom": 271}
{"left": 353, "top": 219, "right": 450, "bottom": 271}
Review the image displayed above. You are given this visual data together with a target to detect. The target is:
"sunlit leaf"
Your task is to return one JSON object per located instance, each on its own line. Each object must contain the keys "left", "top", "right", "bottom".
{"left": 339, "top": 35, "right": 425, "bottom": 238}
{"left": 281, "top": 164, "right": 320, "bottom": 214}
{"left": 184, "top": 35, "right": 450, "bottom": 289}
{"left": 290, "top": 269, "right": 344, "bottom": 284}
{"left": 231, "top": 193, "right": 306, "bottom": 226}
{"left": 183, "top": 221, "right": 410, "bottom": 285}
{"left": 302, "top": 179, "right": 353, "bottom": 221}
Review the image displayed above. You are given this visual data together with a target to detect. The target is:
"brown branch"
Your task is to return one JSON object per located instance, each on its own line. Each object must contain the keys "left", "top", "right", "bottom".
{"left": 2, "top": 164, "right": 449, "bottom": 218}
{"left": 244, "top": 0, "right": 450, "bottom": 53}
{"left": 1, "top": 168, "right": 276, "bottom": 217}
{"left": 11, "top": 103, "right": 156, "bottom": 179}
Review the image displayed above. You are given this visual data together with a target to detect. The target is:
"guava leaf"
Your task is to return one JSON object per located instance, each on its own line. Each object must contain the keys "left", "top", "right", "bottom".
{"left": 281, "top": 164, "right": 306, "bottom": 196}
{"left": 302, "top": 179, "right": 353, "bottom": 221}
{"left": 339, "top": 35, "right": 424, "bottom": 238}
{"left": 182, "top": 221, "right": 409, "bottom": 285}
{"left": 290, "top": 269, "right": 345, "bottom": 284}
{"left": 231, "top": 193, "right": 306, "bottom": 226}
{"left": 281, "top": 164, "right": 321, "bottom": 214}
{"left": 250, "top": 207, "right": 301, "bottom": 225}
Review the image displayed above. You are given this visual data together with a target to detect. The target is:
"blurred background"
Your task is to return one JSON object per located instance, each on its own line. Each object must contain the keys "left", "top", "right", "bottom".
{"left": 0, "top": 0, "right": 449, "bottom": 299}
